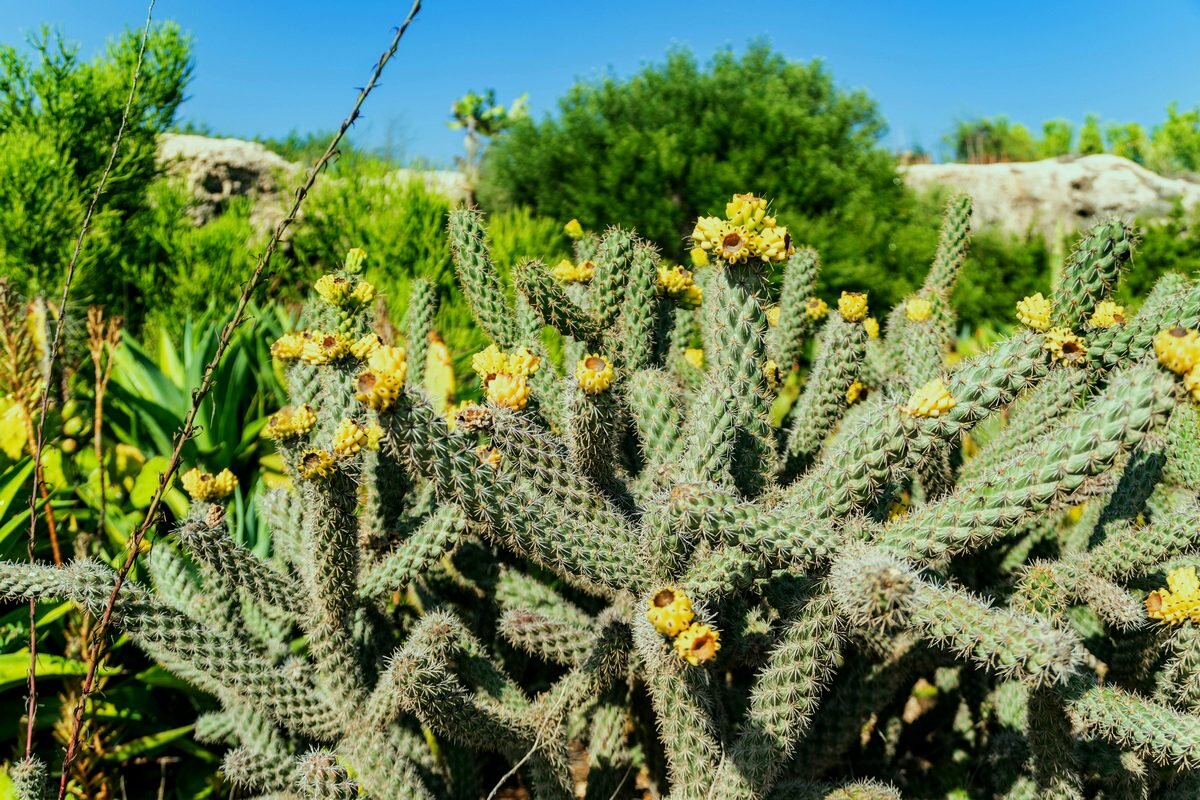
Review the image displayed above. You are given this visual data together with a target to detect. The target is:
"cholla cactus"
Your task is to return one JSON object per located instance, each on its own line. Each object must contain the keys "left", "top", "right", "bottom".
{"left": 5, "top": 196, "right": 1200, "bottom": 800}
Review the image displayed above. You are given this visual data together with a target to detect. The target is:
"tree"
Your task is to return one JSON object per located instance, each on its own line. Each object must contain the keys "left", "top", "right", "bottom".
{"left": 1039, "top": 119, "right": 1074, "bottom": 158}
{"left": 477, "top": 44, "right": 899, "bottom": 260}
{"left": 1148, "top": 102, "right": 1200, "bottom": 175}
{"left": 945, "top": 116, "right": 1038, "bottom": 164}
{"left": 1077, "top": 114, "right": 1105, "bottom": 155}
{"left": 448, "top": 89, "right": 526, "bottom": 205}
{"left": 1105, "top": 122, "right": 1148, "bottom": 164}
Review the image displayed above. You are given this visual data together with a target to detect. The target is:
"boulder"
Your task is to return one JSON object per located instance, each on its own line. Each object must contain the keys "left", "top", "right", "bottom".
{"left": 903, "top": 154, "right": 1200, "bottom": 241}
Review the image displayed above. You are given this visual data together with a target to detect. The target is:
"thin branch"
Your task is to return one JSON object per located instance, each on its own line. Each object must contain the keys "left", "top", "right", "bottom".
{"left": 54, "top": 2, "right": 424, "bottom": 794}
{"left": 24, "top": 0, "right": 158, "bottom": 764}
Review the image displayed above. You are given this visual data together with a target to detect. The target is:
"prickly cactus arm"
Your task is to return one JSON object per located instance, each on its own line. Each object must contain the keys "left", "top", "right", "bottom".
{"left": 1026, "top": 687, "right": 1085, "bottom": 799}
{"left": 924, "top": 193, "right": 973, "bottom": 295}
{"left": 680, "top": 380, "right": 741, "bottom": 485}
{"left": 514, "top": 259, "right": 605, "bottom": 343}
{"left": 632, "top": 615, "right": 722, "bottom": 800}
{"left": 1087, "top": 496, "right": 1200, "bottom": 583}
{"left": 295, "top": 750, "right": 360, "bottom": 800}
{"left": 299, "top": 464, "right": 366, "bottom": 703}
{"left": 404, "top": 278, "right": 437, "bottom": 388}
{"left": 897, "top": 293, "right": 954, "bottom": 395}
{"left": 337, "top": 726, "right": 440, "bottom": 800}
{"left": 356, "top": 504, "right": 466, "bottom": 600}
{"left": 1053, "top": 218, "right": 1135, "bottom": 328}
{"left": 766, "top": 779, "right": 902, "bottom": 800}
{"left": 714, "top": 589, "right": 843, "bottom": 798}
{"left": 146, "top": 540, "right": 203, "bottom": 613}
{"left": 831, "top": 547, "right": 1082, "bottom": 686}
{"left": 175, "top": 503, "right": 303, "bottom": 614}
{"left": 1089, "top": 273, "right": 1200, "bottom": 371}
{"left": 617, "top": 242, "right": 662, "bottom": 369}
{"left": 500, "top": 607, "right": 594, "bottom": 666}
{"left": 1157, "top": 624, "right": 1200, "bottom": 714}
{"left": 767, "top": 247, "right": 822, "bottom": 369}
{"left": 583, "top": 699, "right": 634, "bottom": 800}
{"left": 447, "top": 208, "right": 518, "bottom": 348}
{"left": 876, "top": 364, "right": 1175, "bottom": 562}
{"left": 10, "top": 757, "right": 48, "bottom": 800}
{"left": 1066, "top": 681, "right": 1200, "bottom": 768}
{"left": 362, "top": 444, "right": 413, "bottom": 541}
{"left": 590, "top": 226, "right": 636, "bottom": 327}
{"left": 493, "top": 567, "right": 594, "bottom": 630}
{"left": 1015, "top": 559, "right": 1145, "bottom": 632}
{"left": 221, "top": 746, "right": 296, "bottom": 794}
{"left": 783, "top": 313, "right": 867, "bottom": 475}
{"left": 566, "top": 385, "right": 619, "bottom": 486}
{"left": 627, "top": 368, "right": 686, "bottom": 468}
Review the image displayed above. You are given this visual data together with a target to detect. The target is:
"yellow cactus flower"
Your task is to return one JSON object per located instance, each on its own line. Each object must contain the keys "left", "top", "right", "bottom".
{"left": 1044, "top": 327, "right": 1087, "bottom": 366}
{"left": 575, "top": 259, "right": 597, "bottom": 282}
{"left": 766, "top": 306, "right": 781, "bottom": 328}
{"left": 1089, "top": 300, "right": 1126, "bottom": 329}
{"left": 506, "top": 347, "right": 541, "bottom": 378}
{"left": 681, "top": 284, "right": 703, "bottom": 308}
{"left": 887, "top": 491, "right": 911, "bottom": 520}
{"left": 364, "top": 421, "right": 384, "bottom": 451}
{"left": 476, "top": 446, "right": 502, "bottom": 469}
{"left": 355, "top": 369, "right": 403, "bottom": 412}
{"left": 756, "top": 225, "right": 794, "bottom": 263}
{"left": 350, "top": 280, "right": 376, "bottom": 305}
{"left": 689, "top": 247, "right": 710, "bottom": 267}
{"left": 674, "top": 622, "right": 721, "bottom": 666}
{"left": 344, "top": 247, "right": 367, "bottom": 272}
{"left": 367, "top": 345, "right": 407, "bottom": 377}
{"left": 902, "top": 378, "right": 957, "bottom": 418}
{"left": 332, "top": 420, "right": 368, "bottom": 457}
{"left": 1185, "top": 366, "right": 1200, "bottom": 403}
{"left": 725, "top": 193, "right": 769, "bottom": 231}
{"left": 180, "top": 467, "right": 237, "bottom": 502}
{"left": 905, "top": 298, "right": 933, "bottom": 323}
{"left": 551, "top": 259, "right": 577, "bottom": 282}
{"left": 763, "top": 359, "right": 783, "bottom": 392}
{"left": 714, "top": 226, "right": 755, "bottom": 265}
{"left": 314, "top": 274, "right": 352, "bottom": 305}
{"left": 298, "top": 450, "right": 336, "bottom": 480}
{"left": 657, "top": 265, "right": 694, "bottom": 295}
{"left": 646, "top": 586, "right": 694, "bottom": 637}
{"left": 271, "top": 332, "right": 307, "bottom": 361}
{"left": 1146, "top": 566, "right": 1200, "bottom": 624}
{"left": 486, "top": 372, "right": 531, "bottom": 410}
{"left": 684, "top": 348, "right": 705, "bottom": 370}
{"left": 263, "top": 405, "right": 317, "bottom": 440}
{"left": 804, "top": 296, "right": 829, "bottom": 321}
{"left": 1154, "top": 327, "right": 1200, "bottom": 375}
{"left": 863, "top": 317, "right": 880, "bottom": 339}
{"left": 691, "top": 216, "right": 725, "bottom": 251}
{"left": 350, "top": 333, "right": 384, "bottom": 360}
{"left": 838, "top": 291, "right": 869, "bottom": 323}
{"left": 1016, "top": 293, "right": 1053, "bottom": 332}
{"left": 300, "top": 333, "right": 351, "bottom": 365}
{"left": 846, "top": 380, "right": 867, "bottom": 405}
{"left": 576, "top": 354, "right": 615, "bottom": 395}
{"left": 564, "top": 218, "right": 584, "bottom": 238}
{"left": 472, "top": 344, "right": 509, "bottom": 384}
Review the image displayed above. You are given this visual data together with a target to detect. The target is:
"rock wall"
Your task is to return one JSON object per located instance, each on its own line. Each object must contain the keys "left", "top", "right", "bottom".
{"left": 903, "top": 154, "right": 1200, "bottom": 241}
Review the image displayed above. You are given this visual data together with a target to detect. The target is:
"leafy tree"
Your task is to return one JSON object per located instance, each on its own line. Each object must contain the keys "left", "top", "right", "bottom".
{"left": 1039, "top": 119, "right": 1074, "bottom": 158}
{"left": 1105, "top": 121, "right": 1148, "bottom": 164}
{"left": 1148, "top": 102, "right": 1200, "bottom": 175}
{"left": 1078, "top": 114, "right": 1105, "bottom": 155}
{"left": 478, "top": 43, "right": 899, "bottom": 261}
{"left": 945, "top": 116, "right": 1038, "bottom": 163}
{"left": 449, "top": 89, "right": 526, "bottom": 204}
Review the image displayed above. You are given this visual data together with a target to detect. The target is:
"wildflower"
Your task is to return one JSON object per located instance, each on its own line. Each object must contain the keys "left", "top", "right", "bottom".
{"left": 298, "top": 450, "right": 336, "bottom": 480}
{"left": 486, "top": 373, "right": 531, "bottom": 410}
{"left": 766, "top": 306, "right": 781, "bottom": 328}
{"left": 691, "top": 216, "right": 725, "bottom": 251}
{"left": 756, "top": 225, "right": 793, "bottom": 263}
{"left": 476, "top": 446, "right": 502, "bottom": 469}
{"left": 714, "top": 226, "right": 754, "bottom": 265}
{"left": 681, "top": 284, "right": 703, "bottom": 308}
{"left": 344, "top": 247, "right": 367, "bottom": 272}
{"left": 472, "top": 344, "right": 509, "bottom": 385}
{"left": 367, "top": 345, "right": 407, "bottom": 377}
{"left": 180, "top": 467, "right": 237, "bottom": 502}
{"left": 271, "top": 332, "right": 307, "bottom": 361}
{"left": 1089, "top": 300, "right": 1126, "bottom": 328}
{"left": 355, "top": 369, "right": 403, "bottom": 412}
{"left": 902, "top": 378, "right": 957, "bottom": 418}
{"left": 905, "top": 298, "right": 933, "bottom": 323}
{"left": 315, "top": 274, "right": 352, "bottom": 305}
{"left": 689, "top": 247, "right": 710, "bottom": 267}
{"left": 576, "top": 354, "right": 615, "bottom": 395}
{"left": 725, "top": 193, "right": 770, "bottom": 230}
{"left": 1154, "top": 327, "right": 1200, "bottom": 375}
{"left": 1016, "top": 293, "right": 1052, "bottom": 332}
{"left": 1146, "top": 566, "right": 1200, "bottom": 624}
{"left": 804, "top": 297, "right": 829, "bottom": 321}
{"left": 684, "top": 348, "right": 705, "bottom": 370}
{"left": 350, "top": 280, "right": 376, "bottom": 305}
{"left": 674, "top": 622, "right": 721, "bottom": 666}
{"left": 506, "top": 347, "right": 541, "bottom": 378}
{"left": 564, "top": 218, "right": 584, "bottom": 238}
{"left": 300, "top": 333, "right": 351, "bottom": 365}
{"left": 763, "top": 359, "right": 783, "bottom": 392}
{"left": 846, "top": 380, "right": 866, "bottom": 405}
{"left": 1183, "top": 366, "right": 1200, "bottom": 403}
{"left": 332, "top": 420, "right": 368, "bottom": 457}
{"left": 350, "top": 333, "right": 384, "bottom": 360}
{"left": 263, "top": 405, "right": 317, "bottom": 440}
{"left": 364, "top": 421, "right": 384, "bottom": 451}
{"left": 574, "top": 259, "right": 597, "bottom": 282}
{"left": 646, "top": 586, "right": 694, "bottom": 636}
{"left": 863, "top": 317, "right": 880, "bottom": 339}
{"left": 657, "top": 265, "right": 694, "bottom": 295}
{"left": 551, "top": 259, "right": 578, "bottom": 282}
{"left": 887, "top": 491, "right": 911, "bottom": 520}
{"left": 838, "top": 291, "right": 869, "bottom": 323}
{"left": 1044, "top": 327, "right": 1087, "bottom": 366}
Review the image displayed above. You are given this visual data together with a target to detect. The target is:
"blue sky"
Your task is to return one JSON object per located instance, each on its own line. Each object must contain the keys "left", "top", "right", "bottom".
{"left": 2, "top": 1, "right": 1198, "bottom": 166}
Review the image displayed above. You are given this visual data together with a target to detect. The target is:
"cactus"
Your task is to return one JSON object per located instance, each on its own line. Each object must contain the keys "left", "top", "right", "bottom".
{"left": 5, "top": 203, "right": 1200, "bottom": 799}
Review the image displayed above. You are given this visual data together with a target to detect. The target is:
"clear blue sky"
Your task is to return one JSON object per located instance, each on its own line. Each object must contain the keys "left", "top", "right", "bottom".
{"left": 2, "top": 1, "right": 1198, "bottom": 166}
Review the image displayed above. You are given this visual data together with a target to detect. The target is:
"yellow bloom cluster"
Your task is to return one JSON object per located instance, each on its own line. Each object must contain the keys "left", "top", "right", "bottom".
{"left": 263, "top": 405, "right": 318, "bottom": 440}
{"left": 298, "top": 450, "right": 336, "bottom": 480}
{"left": 902, "top": 378, "right": 957, "bottom": 418}
{"left": 1146, "top": 566, "right": 1200, "bottom": 624}
{"left": 576, "top": 354, "right": 615, "bottom": 395}
{"left": 846, "top": 380, "right": 867, "bottom": 405}
{"left": 656, "top": 265, "right": 703, "bottom": 307}
{"left": 564, "top": 219, "right": 584, "bottom": 238}
{"left": 689, "top": 247, "right": 709, "bottom": 267}
{"left": 301, "top": 333, "right": 352, "bottom": 366}
{"left": 646, "top": 586, "right": 721, "bottom": 666}
{"left": 180, "top": 467, "right": 237, "bottom": 502}
{"left": 1016, "top": 293, "right": 1053, "bottom": 331}
{"left": 1089, "top": 300, "right": 1126, "bottom": 328}
{"left": 473, "top": 345, "right": 541, "bottom": 410}
{"left": 684, "top": 348, "right": 705, "bottom": 370}
{"left": 271, "top": 332, "right": 307, "bottom": 361}
{"left": 476, "top": 446, "right": 502, "bottom": 469}
{"left": 766, "top": 306, "right": 781, "bottom": 328}
{"left": 332, "top": 420, "right": 369, "bottom": 457}
{"left": 314, "top": 273, "right": 376, "bottom": 307}
{"left": 344, "top": 247, "right": 367, "bottom": 273}
{"left": 350, "top": 333, "right": 384, "bottom": 360}
{"left": 365, "top": 421, "right": 384, "bottom": 451}
{"left": 805, "top": 297, "right": 829, "bottom": 321}
{"left": 550, "top": 258, "right": 596, "bottom": 284}
{"left": 1154, "top": 327, "right": 1200, "bottom": 375}
{"left": 1044, "top": 327, "right": 1087, "bottom": 366}
{"left": 905, "top": 298, "right": 933, "bottom": 323}
{"left": 674, "top": 623, "right": 722, "bottom": 666}
{"left": 763, "top": 359, "right": 783, "bottom": 392}
{"left": 690, "top": 193, "right": 794, "bottom": 265}
{"left": 838, "top": 292, "right": 869, "bottom": 323}
{"left": 863, "top": 317, "right": 880, "bottom": 339}
{"left": 354, "top": 345, "right": 408, "bottom": 413}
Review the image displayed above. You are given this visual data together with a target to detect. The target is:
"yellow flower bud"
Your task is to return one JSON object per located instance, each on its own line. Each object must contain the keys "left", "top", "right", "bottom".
{"left": 575, "top": 354, "right": 615, "bottom": 395}
{"left": 838, "top": 291, "right": 869, "bottom": 323}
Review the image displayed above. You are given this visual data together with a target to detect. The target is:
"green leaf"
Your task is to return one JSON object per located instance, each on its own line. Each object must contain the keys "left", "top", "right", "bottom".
{"left": 0, "top": 651, "right": 120, "bottom": 691}
{"left": 101, "top": 724, "right": 193, "bottom": 762}
{"left": 129, "top": 455, "right": 170, "bottom": 508}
